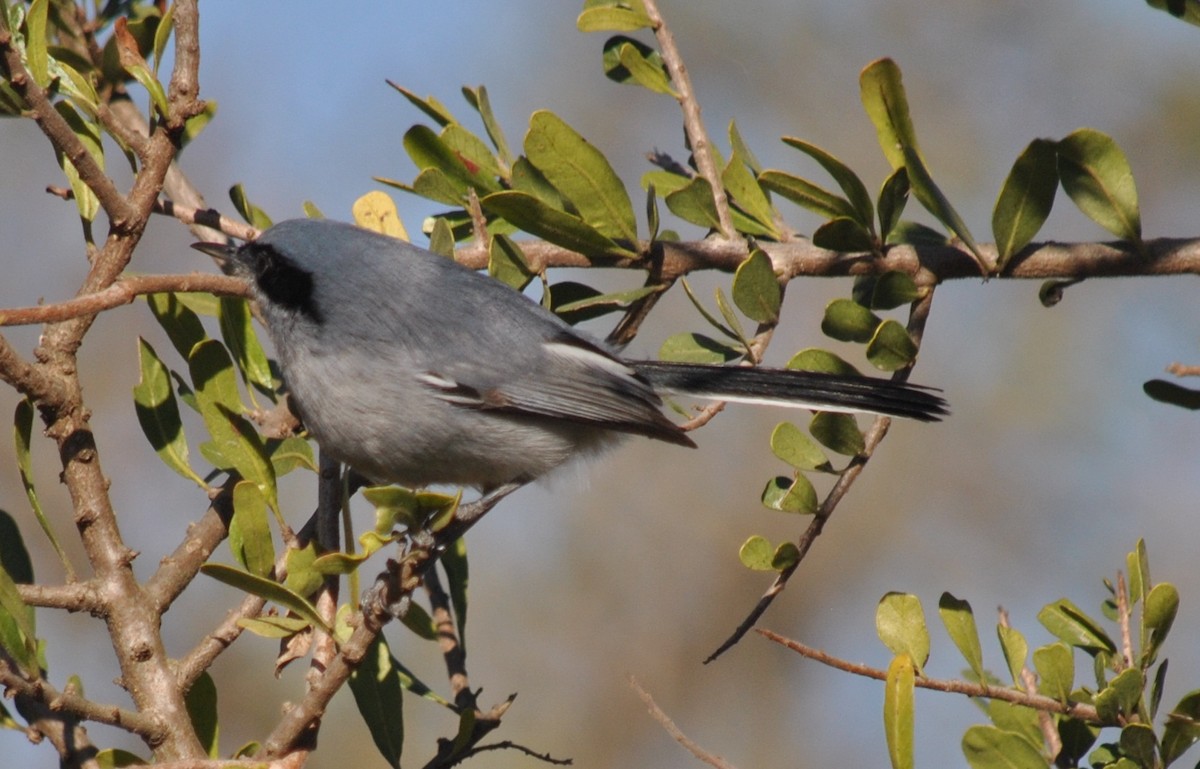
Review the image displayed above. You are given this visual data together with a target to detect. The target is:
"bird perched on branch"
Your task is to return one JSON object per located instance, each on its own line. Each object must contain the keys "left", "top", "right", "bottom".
{"left": 196, "top": 219, "right": 946, "bottom": 490}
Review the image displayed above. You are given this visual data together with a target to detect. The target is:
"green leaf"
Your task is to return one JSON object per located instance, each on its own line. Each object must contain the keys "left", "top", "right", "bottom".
{"left": 723, "top": 141, "right": 780, "bottom": 238}
{"left": 181, "top": 99, "right": 217, "bottom": 148}
{"left": 812, "top": 217, "right": 875, "bottom": 252}
{"left": 201, "top": 563, "right": 330, "bottom": 633}
{"left": 738, "top": 535, "right": 775, "bottom": 571}
{"left": 771, "top": 542, "right": 800, "bottom": 570}
{"left": 877, "top": 168, "right": 910, "bottom": 241}
{"left": 866, "top": 319, "right": 919, "bottom": 371}
{"left": 399, "top": 601, "right": 438, "bottom": 641}
{"left": 1144, "top": 379, "right": 1200, "bottom": 410}
{"left": 441, "top": 122, "right": 503, "bottom": 183}
{"left": 189, "top": 341, "right": 277, "bottom": 511}
{"left": 184, "top": 671, "right": 219, "bottom": 758}
{"left": 938, "top": 593, "right": 984, "bottom": 682}
{"left": 886, "top": 220, "right": 949, "bottom": 247}
{"left": 577, "top": 2, "right": 652, "bottom": 32}
{"left": 147, "top": 293, "right": 209, "bottom": 361}
{"left": 731, "top": 250, "right": 781, "bottom": 324}
{"left": 1033, "top": 643, "right": 1074, "bottom": 703}
{"left": 403, "top": 125, "right": 498, "bottom": 200}
{"left": 428, "top": 217, "right": 456, "bottom": 258}
{"left": 53, "top": 102, "right": 103, "bottom": 221}
{"left": 884, "top": 653, "right": 916, "bottom": 769}
{"left": 602, "top": 37, "right": 674, "bottom": 95}
{"left": 859, "top": 58, "right": 920, "bottom": 171}
{"left": 984, "top": 701, "right": 1043, "bottom": 752}
{"left": 992, "top": 138, "right": 1058, "bottom": 271}
{"left": 441, "top": 538, "right": 469, "bottom": 649}
{"left": 13, "top": 400, "right": 72, "bottom": 578}
{"left": 901, "top": 143, "right": 987, "bottom": 274}
{"left": 787, "top": 349, "right": 861, "bottom": 376}
{"left": 998, "top": 623, "right": 1028, "bottom": 686}
{"left": 228, "top": 184, "right": 273, "bottom": 230}
{"left": 821, "top": 298, "right": 881, "bottom": 343}
{"left": 388, "top": 81, "right": 457, "bottom": 126}
{"left": 348, "top": 636, "right": 405, "bottom": 768}
{"left": 761, "top": 475, "right": 818, "bottom": 514}
{"left": 0, "top": 512, "right": 32, "bottom": 586}
{"left": 488, "top": 234, "right": 535, "bottom": 291}
{"left": 1057, "top": 128, "right": 1142, "bottom": 242}
{"left": 229, "top": 481, "right": 274, "bottom": 579}
{"left": 770, "top": 422, "right": 830, "bottom": 471}
{"left": 147, "top": 5, "right": 174, "bottom": 72}
{"left": 1127, "top": 538, "right": 1150, "bottom": 606}
{"left": 1161, "top": 689, "right": 1200, "bottom": 767}
{"left": 0, "top": 552, "right": 37, "bottom": 675}
{"left": 269, "top": 436, "right": 315, "bottom": 477}
{"left": 1146, "top": 0, "right": 1200, "bottom": 26}
{"left": 552, "top": 283, "right": 660, "bottom": 321}
{"left": 525, "top": 110, "right": 637, "bottom": 243}
{"left": 25, "top": 0, "right": 50, "bottom": 87}
{"left": 93, "top": 748, "right": 149, "bottom": 768}
{"left": 1118, "top": 724, "right": 1157, "bottom": 769}
{"left": 870, "top": 272, "right": 920, "bottom": 310}
{"left": 1142, "top": 582, "right": 1179, "bottom": 665}
{"left": 218, "top": 298, "right": 274, "bottom": 398}
{"left": 781, "top": 137, "right": 875, "bottom": 230}
{"left": 1037, "top": 598, "right": 1117, "bottom": 655}
{"left": 810, "top": 412, "right": 865, "bottom": 456}
{"left": 961, "top": 725, "right": 1047, "bottom": 769}
{"left": 462, "top": 84, "right": 513, "bottom": 167}
{"left": 658, "top": 333, "right": 741, "bottom": 364}
{"left": 284, "top": 541, "right": 322, "bottom": 599}
{"left": 1095, "top": 668, "right": 1143, "bottom": 723}
{"left": 876, "top": 592, "right": 930, "bottom": 672}
{"left": 665, "top": 176, "right": 722, "bottom": 230}
{"left": 133, "top": 338, "right": 206, "bottom": 488}
{"left": 1151, "top": 660, "right": 1169, "bottom": 722}
{"left": 481, "top": 190, "right": 636, "bottom": 259}
{"left": 758, "top": 170, "right": 858, "bottom": 221}
{"left": 238, "top": 615, "right": 311, "bottom": 639}
{"left": 1057, "top": 718, "right": 1100, "bottom": 768}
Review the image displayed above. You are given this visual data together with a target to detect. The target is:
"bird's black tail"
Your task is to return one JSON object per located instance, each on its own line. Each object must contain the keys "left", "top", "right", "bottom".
{"left": 632, "top": 361, "right": 948, "bottom": 422}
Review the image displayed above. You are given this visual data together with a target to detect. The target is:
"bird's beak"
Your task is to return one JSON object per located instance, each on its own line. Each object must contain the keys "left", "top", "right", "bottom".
{"left": 191, "top": 240, "right": 243, "bottom": 277}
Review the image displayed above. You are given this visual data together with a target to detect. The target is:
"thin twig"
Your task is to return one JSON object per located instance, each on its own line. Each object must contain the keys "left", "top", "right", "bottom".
{"left": 642, "top": 0, "right": 735, "bottom": 240}
{"left": 425, "top": 567, "right": 471, "bottom": 707}
{"left": 1117, "top": 571, "right": 1134, "bottom": 671}
{"left": 999, "top": 608, "right": 1061, "bottom": 756}
{"left": 629, "top": 676, "right": 739, "bottom": 769}
{"left": 706, "top": 288, "right": 937, "bottom": 662}
{"left": 757, "top": 629, "right": 1101, "bottom": 723}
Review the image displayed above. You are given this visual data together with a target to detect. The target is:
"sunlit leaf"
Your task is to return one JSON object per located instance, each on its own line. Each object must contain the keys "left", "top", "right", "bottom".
{"left": 884, "top": 653, "right": 915, "bottom": 769}
{"left": 876, "top": 592, "right": 930, "bottom": 671}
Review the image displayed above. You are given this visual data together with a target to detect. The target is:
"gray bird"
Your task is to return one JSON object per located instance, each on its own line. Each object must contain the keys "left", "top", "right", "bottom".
{"left": 196, "top": 219, "right": 946, "bottom": 490}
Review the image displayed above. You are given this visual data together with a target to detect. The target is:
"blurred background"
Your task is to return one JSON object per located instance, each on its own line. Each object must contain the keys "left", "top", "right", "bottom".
{"left": 2, "top": 1, "right": 1200, "bottom": 766}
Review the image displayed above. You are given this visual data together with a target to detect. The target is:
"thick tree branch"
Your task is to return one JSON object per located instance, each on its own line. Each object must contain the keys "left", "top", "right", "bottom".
{"left": 0, "top": 273, "right": 248, "bottom": 326}
{"left": 0, "top": 30, "right": 134, "bottom": 226}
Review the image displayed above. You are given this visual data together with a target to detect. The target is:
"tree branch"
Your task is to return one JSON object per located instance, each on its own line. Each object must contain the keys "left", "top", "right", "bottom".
{"left": 706, "top": 288, "right": 937, "bottom": 662}
{"left": 642, "top": 0, "right": 735, "bottom": 240}
{"left": 629, "top": 676, "right": 738, "bottom": 769}
{"left": 0, "top": 273, "right": 248, "bottom": 326}
{"left": 757, "top": 628, "right": 1102, "bottom": 723}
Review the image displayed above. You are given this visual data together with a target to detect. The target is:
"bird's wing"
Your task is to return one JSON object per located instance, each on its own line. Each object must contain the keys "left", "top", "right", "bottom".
{"left": 419, "top": 335, "right": 695, "bottom": 447}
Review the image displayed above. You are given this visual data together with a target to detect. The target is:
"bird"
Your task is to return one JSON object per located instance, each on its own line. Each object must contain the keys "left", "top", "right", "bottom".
{"left": 194, "top": 219, "right": 946, "bottom": 491}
